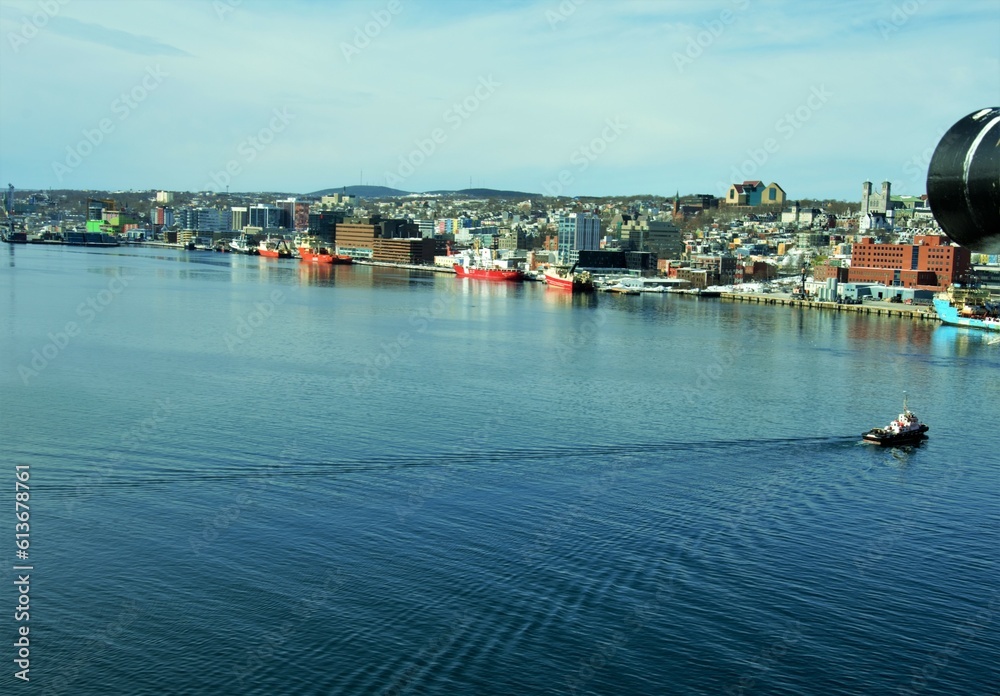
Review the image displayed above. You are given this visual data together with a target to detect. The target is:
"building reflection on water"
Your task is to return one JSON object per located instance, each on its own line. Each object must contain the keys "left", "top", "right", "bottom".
{"left": 931, "top": 324, "right": 1000, "bottom": 356}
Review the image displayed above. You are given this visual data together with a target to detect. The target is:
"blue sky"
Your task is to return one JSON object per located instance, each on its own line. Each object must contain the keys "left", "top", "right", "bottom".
{"left": 1, "top": 0, "right": 997, "bottom": 200}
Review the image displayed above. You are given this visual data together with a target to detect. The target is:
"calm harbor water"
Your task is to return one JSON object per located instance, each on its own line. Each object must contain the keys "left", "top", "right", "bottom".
{"left": 2, "top": 244, "right": 998, "bottom": 695}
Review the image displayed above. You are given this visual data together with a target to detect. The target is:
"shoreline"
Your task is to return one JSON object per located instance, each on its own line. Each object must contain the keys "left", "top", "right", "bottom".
{"left": 9, "top": 242, "right": 945, "bottom": 323}
{"left": 720, "top": 292, "right": 940, "bottom": 322}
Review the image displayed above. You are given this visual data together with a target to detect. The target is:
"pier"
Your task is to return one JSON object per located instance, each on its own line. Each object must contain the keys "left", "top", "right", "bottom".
{"left": 720, "top": 293, "right": 940, "bottom": 322}
{"left": 354, "top": 259, "right": 457, "bottom": 274}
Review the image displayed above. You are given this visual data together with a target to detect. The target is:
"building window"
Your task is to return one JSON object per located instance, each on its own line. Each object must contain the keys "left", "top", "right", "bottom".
{"left": 769, "top": 188, "right": 776, "bottom": 201}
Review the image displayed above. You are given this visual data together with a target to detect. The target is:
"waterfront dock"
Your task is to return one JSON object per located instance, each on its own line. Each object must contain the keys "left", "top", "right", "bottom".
{"left": 720, "top": 292, "right": 940, "bottom": 322}
{"left": 354, "top": 259, "right": 457, "bottom": 274}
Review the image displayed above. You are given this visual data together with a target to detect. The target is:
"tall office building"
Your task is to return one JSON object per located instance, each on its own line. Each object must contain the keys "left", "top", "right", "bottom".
{"left": 248, "top": 204, "right": 285, "bottom": 229}
{"left": 231, "top": 206, "right": 248, "bottom": 231}
{"left": 557, "top": 212, "right": 600, "bottom": 264}
{"left": 412, "top": 219, "right": 436, "bottom": 239}
{"left": 308, "top": 210, "right": 344, "bottom": 244}
{"left": 275, "top": 198, "right": 306, "bottom": 230}
{"left": 175, "top": 207, "right": 229, "bottom": 232}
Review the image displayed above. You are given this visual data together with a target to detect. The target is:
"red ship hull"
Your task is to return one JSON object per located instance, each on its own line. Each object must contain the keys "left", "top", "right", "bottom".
{"left": 544, "top": 268, "right": 594, "bottom": 292}
{"left": 453, "top": 264, "right": 524, "bottom": 281}
{"left": 258, "top": 248, "right": 280, "bottom": 258}
{"left": 299, "top": 247, "right": 353, "bottom": 264}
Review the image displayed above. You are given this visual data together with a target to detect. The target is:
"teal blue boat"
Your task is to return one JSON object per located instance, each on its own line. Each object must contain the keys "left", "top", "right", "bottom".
{"left": 933, "top": 286, "right": 1000, "bottom": 332}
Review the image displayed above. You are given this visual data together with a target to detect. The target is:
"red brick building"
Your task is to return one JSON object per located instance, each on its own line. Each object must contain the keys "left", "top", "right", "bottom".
{"left": 372, "top": 238, "right": 437, "bottom": 264}
{"left": 848, "top": 235, "right": 970, "bottom": 290}
{"left": 813, "top": 263, "right": 849, "bottom": 283}
{"left": 736, "top": 261, "right": 777, "bottom": 283}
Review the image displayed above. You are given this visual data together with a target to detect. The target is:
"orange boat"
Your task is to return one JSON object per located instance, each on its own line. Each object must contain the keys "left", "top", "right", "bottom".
{"left": 298, "top": 237, "right": 352, "bottom": 264}
{"left": 258, "top": 237, "right": 293, "bottom": 258}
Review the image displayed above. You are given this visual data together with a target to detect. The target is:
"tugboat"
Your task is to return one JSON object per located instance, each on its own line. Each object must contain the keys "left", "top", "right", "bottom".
{"left": 862, "top": 395, "right": 929, "bottom": 446}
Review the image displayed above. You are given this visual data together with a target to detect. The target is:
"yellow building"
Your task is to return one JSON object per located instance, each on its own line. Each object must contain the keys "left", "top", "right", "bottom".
{"left": 724, "top": 181, "right": 786, "bottom": 207}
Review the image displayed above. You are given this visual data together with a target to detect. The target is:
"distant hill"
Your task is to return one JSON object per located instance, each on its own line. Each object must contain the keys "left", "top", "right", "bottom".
{"left": 306, "top": 186, "right": 538, "bottom": 199}
{"left": 426, "top": 188, "right": 539, "bottom": 199}
{"left": 307, "top": 185, "right": 409, "bottom": 198}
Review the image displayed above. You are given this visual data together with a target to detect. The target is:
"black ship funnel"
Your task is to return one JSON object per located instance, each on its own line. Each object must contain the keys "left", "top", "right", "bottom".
{"left": 926, "top": 107, "right": 1000, "bottom": 254}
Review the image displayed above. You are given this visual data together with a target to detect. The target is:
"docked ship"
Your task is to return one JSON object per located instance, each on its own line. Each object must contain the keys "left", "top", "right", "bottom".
{"left": 230, "top": 234, "right": 257, "bottom": 255}
{"left": 258, "top": 237, "right": 293, "bottom": 258}
{"left": 452, "top": 244, "right": 524, "bottom": 281}
{"left": 862, "top": 396, "right": 929, "bottom": 446}
{"left": 544, "top": 264, "right": 594, "bottom": 292}
{"left": 2, "top": 223, "right": 27, "bottom": 243}
{"left": 453, "top": 264, "right": 524, "bottom": 281}
{"left": 932, "top": 285, "right": 1000, "bottom": 332}
{"left": 297, "top": 237, "right": 352, "bottom": 264}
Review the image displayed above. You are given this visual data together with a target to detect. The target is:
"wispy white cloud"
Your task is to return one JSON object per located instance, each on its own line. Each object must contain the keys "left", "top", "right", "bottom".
{"left": 0, "top": 0, "right": 997, "bottom": 198}
{"left": 45, "top": 16, "right": 190, "bottom": 56}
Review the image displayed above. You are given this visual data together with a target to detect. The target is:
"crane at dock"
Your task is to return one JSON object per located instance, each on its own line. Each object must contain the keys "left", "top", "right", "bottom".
{"left": 791, "top": 263, "right": 808, "bottom": 300}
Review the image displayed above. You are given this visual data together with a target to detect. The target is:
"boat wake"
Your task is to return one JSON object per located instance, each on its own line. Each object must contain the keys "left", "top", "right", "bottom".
{"left": 39, "top": 435, "right": 860, "bottom": 495}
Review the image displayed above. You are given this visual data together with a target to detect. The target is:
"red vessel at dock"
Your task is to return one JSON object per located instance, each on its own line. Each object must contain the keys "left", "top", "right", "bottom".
{"left": 258, "top": 238, "right": 293, "bottom": 258}
{"left": 298, "top": 246, "right": 353, "bottom": 264}
{"left": 453, "top": 264, "right": 524, "bottom": 281}
{"left": 543, "top": 265, "right": 594, "bottom": 292}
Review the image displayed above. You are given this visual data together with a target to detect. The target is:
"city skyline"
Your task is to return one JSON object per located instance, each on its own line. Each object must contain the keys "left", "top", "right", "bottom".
{"left": 0, "top": 0, "right": 997, "bottom": 200}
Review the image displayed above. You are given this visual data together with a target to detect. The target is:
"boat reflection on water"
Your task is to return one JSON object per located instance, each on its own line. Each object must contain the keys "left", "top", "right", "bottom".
{"left": 293, "top": 263, "right": 457, "bottom": 291}
{"left": 454, "top": 278, "right": 524, "bottom": 300}
{"left": 540, "top": 287, "right": 598, "bottom": 309}
{"left": 931, "top": 324, "right": 1000, "bottom": 355}
{"left": 296, "top": 261, "right": 337, "bottom": 287}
